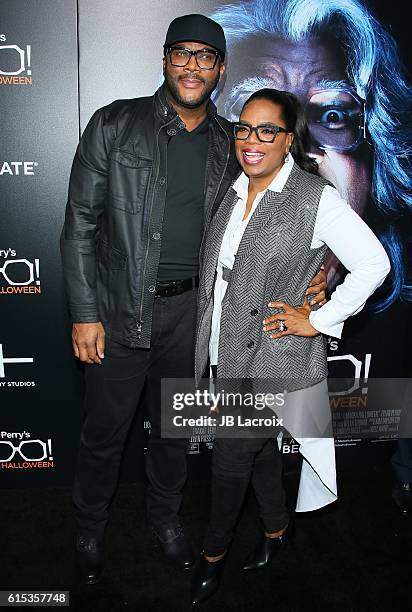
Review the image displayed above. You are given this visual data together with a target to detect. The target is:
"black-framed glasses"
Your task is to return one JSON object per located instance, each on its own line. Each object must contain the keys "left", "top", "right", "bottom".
{"left": 234, "top": 122, "right": 289, "bottom": 143}
{"left": 166, "top": 46, "right": 221, "bottom": 70}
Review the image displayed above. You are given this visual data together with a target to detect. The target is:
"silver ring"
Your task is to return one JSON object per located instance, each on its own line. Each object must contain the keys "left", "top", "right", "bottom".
{"left": 278, "top": 320, "right": 287, "bottom": 332}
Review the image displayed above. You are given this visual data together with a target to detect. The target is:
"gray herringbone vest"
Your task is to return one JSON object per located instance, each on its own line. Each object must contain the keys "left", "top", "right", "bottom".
{"left": 195, "top": 163, "right": 330, "bottom": 392}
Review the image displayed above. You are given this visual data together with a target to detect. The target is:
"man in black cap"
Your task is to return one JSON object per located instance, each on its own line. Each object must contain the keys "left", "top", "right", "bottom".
{"left": 61, "top": 13, "right": 325, "bottom": 584}
{"left": 61, "top": 13, "right": 237, "bottom": 583}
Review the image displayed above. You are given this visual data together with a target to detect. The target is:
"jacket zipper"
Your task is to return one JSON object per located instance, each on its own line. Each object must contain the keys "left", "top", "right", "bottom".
{"left": 210, "top": 115, "right": 231, "bottom": 217}
{"left": 137, "top": 114, "right": 176, "bottom": 334}
{"left": 198, "top": 115, "right": 231, "bottom": 273}
{"left": 196, "top": 116, "right": 231, "bottom": 355}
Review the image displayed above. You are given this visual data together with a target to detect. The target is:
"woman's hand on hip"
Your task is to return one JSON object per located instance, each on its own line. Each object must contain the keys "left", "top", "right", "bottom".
{"left": 305, "top": 265, "right": 327, "bottom": 307}
{"left": 263, "top": 301, "right": 320, "bottom": 339}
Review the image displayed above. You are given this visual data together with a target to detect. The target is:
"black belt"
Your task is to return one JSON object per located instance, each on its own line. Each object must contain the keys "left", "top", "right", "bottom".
{"left": 155, "top": 276, "right": 199, "bottom": 298}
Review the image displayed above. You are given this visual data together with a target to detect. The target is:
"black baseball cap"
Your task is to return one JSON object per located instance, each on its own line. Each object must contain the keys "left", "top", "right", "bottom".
{"left": 164, "top": 14, "right": 226, "bottom": 59}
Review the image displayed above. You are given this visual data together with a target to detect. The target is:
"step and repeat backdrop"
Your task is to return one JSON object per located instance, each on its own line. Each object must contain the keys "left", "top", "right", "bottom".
{"left": 1, "top": 0, "right": 411, "bottom": 487}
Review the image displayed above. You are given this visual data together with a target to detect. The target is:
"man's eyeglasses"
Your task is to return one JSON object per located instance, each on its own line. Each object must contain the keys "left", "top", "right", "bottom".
{"left": 166, "top": 46, "right": 221, "bottom": 70}
{"left": 234, "top": 122, "right": 289, "bottom": 143}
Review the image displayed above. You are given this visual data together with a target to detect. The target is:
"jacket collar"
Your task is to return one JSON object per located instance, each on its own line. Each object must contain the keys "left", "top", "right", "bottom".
{"left": 154, "top": 83, "right": 176, "bottom": 122}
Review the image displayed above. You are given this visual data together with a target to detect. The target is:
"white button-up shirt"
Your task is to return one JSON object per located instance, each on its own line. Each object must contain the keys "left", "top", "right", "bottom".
{"left": 209, "top": 154, "right": 390, "bottom": 365}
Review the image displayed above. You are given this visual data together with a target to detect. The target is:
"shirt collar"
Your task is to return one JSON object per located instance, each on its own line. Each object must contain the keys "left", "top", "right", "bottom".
{"left": 233, "top": 154, "right": 295, "bottom": 199}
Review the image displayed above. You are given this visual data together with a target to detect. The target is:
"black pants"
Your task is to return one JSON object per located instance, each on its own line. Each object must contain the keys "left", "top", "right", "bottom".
{"left": 73, "top": 288, "right": 197, "bottom": 539}
{"left": 204, "top": 436, "right": 289, "bottom": 557}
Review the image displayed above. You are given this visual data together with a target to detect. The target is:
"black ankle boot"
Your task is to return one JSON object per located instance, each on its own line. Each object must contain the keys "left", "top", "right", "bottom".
{"left": 190, "top": 554, "right": 226, "bottom": 605}
{"left": 154, "top": 525, "right": 195, "bottom": 570}
{"left": 75, "top": 536, "right": 104, "bottom": 585}
{"left": 242, "top": 519, "right": 294, "bottom": 571}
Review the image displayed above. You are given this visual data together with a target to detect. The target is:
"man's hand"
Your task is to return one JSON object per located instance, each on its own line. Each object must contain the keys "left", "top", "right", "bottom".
{"left": 72, "top": 322, "right": 105, "bottom": 364}
{"left": 305, "top": 265, "right": 327, "bottom": 307}
{"left": 263, "top": 301, "right": 320, "bottom": 339}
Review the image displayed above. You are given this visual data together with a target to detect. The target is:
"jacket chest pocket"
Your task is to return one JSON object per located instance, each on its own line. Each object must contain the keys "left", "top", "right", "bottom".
{"left": 108, "top": 149, "right": 152, "bottom": 214}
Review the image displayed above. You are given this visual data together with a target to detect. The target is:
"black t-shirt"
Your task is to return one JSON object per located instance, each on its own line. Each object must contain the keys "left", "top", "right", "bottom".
{"left": 157, "top": 116, "right": 209, "bottom": 282}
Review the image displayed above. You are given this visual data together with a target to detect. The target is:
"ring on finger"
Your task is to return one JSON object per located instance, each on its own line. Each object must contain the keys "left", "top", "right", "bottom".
{"left": 278, "top": 320, "right": 287, "bottom": 332}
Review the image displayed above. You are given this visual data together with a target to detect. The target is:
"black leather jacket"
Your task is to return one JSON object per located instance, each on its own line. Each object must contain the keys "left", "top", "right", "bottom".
{"left": 60, "top": 84, "right": 239, "bottom": 348}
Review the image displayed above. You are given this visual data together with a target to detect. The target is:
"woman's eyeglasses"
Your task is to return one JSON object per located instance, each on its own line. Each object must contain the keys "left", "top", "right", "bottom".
{"left": 234, "top": 122, "right": 289, "bottom": 143}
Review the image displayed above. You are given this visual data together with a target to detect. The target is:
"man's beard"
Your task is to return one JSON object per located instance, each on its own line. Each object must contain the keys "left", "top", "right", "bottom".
{"left": 164, "top": 70, "right": 220, "bottom": 109}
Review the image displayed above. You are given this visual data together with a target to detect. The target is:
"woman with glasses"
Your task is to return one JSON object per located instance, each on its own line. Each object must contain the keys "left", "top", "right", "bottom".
{"left": 190, "top": 88, "right": 390, "bottom": 605}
